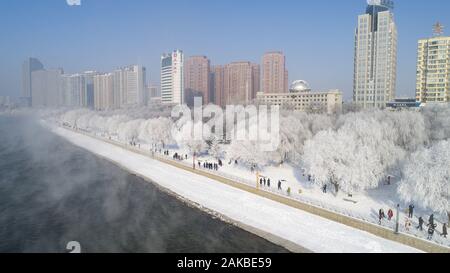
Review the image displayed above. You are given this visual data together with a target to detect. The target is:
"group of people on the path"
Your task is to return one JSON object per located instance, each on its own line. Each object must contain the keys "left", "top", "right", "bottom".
{"left": 172, "top": 152, "right": 188, "bottom": 161}
{"left": 259, "top": 177, "right": 291, "bottom": 195}
{"left": 376, "top": 208, "right": 394, "bottom": 222}
{"left": 199, "top": 160, "right": 221, "bottom": 171}
{"left": 378, "top": 204, "right": 447, "bottom": 240}
{"left": 259, "top": 177, "right": 271, "bottom": 188}
{"left": 129, "top": 140, "right": 138, "bottom": 147}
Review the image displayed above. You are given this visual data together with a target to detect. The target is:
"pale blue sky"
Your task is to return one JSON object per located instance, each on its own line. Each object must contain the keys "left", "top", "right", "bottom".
{"left": 1, "top": 0, "right": 449, "bottom": 101}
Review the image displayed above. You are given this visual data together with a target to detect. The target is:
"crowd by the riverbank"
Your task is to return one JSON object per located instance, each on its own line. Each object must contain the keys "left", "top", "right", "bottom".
{"left": 139, "top": 140, "right": 448, "bottom": 247}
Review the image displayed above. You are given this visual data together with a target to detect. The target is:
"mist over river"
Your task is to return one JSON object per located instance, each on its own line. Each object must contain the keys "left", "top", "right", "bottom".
{"left": 0, "top": 115, "right": 288, "bottom": 253}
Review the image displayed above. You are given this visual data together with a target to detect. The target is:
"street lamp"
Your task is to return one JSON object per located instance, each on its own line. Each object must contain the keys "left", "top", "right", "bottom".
{"left": 395, "top": 203, "right": 400, "bottom": 234}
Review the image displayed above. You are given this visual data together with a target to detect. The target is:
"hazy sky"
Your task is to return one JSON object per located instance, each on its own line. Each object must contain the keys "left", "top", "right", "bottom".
{"left": 1, "top": 0, "right": 449, "bottom": 101}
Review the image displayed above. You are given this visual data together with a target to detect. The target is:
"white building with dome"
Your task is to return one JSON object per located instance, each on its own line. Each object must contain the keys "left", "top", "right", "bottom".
{"left": 256, "top": 80, "right": 342, "bottom": 114}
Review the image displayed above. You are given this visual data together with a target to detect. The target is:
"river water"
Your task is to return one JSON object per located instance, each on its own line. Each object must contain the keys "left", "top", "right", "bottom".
{"left": 0, "top": 115, "right": 288, "bottom": 253}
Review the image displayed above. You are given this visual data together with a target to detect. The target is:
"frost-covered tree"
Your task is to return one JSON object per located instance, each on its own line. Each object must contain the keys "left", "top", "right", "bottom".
{"left": 308, "top": 114, "right": 335, "bottom": 135}
{"left": 302, "top": 114, "right": 406, "bottom": 194}
{"left": 226, "top": 139, "right": 267, "bottom": 170}
{"left": 422, "top": 104, "right": 450, "bottom": 143}
{"left": 398, "top": 140, "right": 450, "bottom": 222}
{"left": 172, "top": 120, "right": 207, "bottom": 156}
{"left": 276, "top": 115, "right": 312, "bottom": 163}
{"left": 139, "top": 117, "right": 172, "bottom": 148}
{"left": 105, "top": 115, "right": 130, "bottom": 137}
{"left": 206, "top": 135, "right": 223, "bottom": 160}
{"left": 118, "top": 119, "right": 145, "bottom": 142}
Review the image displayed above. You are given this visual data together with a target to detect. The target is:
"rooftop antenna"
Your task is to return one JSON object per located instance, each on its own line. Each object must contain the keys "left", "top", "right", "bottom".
{"left": 433, "top": 22, "right": 444, "bottom": 36}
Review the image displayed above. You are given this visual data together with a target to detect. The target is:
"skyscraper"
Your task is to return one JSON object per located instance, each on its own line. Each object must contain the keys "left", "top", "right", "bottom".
{"left": 416, "top": 23, "right": 450, "bottom": 103}
{"left": 161, "top": 50, "right": 184, "bottom": 105}
{"left": 261, "top": 52, "right": 287, "bottom": 93}
{"left": 184, "top": 56, "right": 211, "bottom": 106}
{"left": 353, "top": 0, "right": 397, "bottom": 108}
{"left": 21, "top": 57, "right": 44, "bottom": 106}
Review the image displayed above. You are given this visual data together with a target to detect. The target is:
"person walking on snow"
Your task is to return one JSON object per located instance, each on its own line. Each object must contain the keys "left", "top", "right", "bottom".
{"left": 379, "top": 209, "right": 385, "bottom": 225}
{"left": 404, "top": 217, "right": 412, "bottom": 231}
{"left": 428, "top": 214, "right": 435, "bottom": 227}
{"left": 427, "top": 223, "right": 437, "bottom": 240}
{"left": 417, "top": 217, "right": 424, "bottom": 231}
{"left": 278, "top": 180, "right": 282, "bottom": 190}
{"left": 267, "top": 179, "right": 270, "bottom": 188}
{"left": 441, "top": 223, "right": 447, "bottom": 238}
{"left": 408, "top": 204, "right": 414, "bottom": 218}
{"left": 387, "top": 209, "right": 394, "bottom": 221}
{"left": 322, "top": 184, "right": 327, "bottom": 193}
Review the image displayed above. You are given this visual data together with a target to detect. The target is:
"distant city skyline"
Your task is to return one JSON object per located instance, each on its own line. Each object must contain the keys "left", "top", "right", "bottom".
{"left": 1, "top": 0, "right": 450, "bottom": 101}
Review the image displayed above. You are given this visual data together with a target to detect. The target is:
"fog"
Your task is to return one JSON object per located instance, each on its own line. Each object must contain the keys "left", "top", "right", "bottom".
{"left": 0, "top": 113, "right": 287, "bottom": 253}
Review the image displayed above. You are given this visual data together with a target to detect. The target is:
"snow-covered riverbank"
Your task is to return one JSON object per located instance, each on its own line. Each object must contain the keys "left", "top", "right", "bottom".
{"left": 50, "top": 125, "right": 422, "bottom": 253}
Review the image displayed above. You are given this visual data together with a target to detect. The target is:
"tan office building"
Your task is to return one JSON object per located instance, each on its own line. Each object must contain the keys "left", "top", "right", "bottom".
{"left": 257, "top": 80, "right": 343, "bottom": 114}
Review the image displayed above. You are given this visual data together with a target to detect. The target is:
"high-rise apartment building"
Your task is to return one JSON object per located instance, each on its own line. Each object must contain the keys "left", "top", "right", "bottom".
{"left": 112, "top": 65, "right": 146, "bottom": 107}
{"left": 353, "top": 0, "right": 397, "bottom": 108}
{"left": 416, "top": 24, "right": 450, "bottom": 103}
{"left": 31, "top": 69, "right": 63, "bottom": 107}
{"left": 212, "top": 62, "right": 259, "bottom": 107}
{"left": 223, "top": 62, "right": 255, "bottom": 105}
{"left": 184, "top": 56, "right": 211, "bottom": 106}
{"left": 161, "top": 50, "right": 184, "bottom": 105}
{"left": 146, "top": 83, "right": 161, "bottom": 105}
{"left": 61, "top": 74, "right": 85, "bottom": 107}
{"left": 93, "top": 73, "right": 115, "bottom": 111}
{"left": 262, "top": 52, "right": 287, "bottom": 93}
{"left": 251, "top": 63, "right": 261, "bottom": 98}
{"left": 83, "top": 71, "right": 98, "bottom": 108}
{"left": 21, "top": 57, "right": 44, "bottom": 106}
{"left": 212, "top": 65, "right": 225, "bottom": 107}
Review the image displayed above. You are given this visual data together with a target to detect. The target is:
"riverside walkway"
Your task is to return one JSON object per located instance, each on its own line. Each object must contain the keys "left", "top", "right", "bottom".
{"left": 66, "top": 126, "right": 450, "bottom": 253}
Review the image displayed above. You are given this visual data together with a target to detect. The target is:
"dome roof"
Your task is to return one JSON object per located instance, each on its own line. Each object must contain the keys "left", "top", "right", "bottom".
{"left": 290, "top": 80, "right": 311, "bottom": 93}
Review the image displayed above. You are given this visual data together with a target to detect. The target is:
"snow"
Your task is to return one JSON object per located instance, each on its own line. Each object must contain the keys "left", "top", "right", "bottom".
{"left": 51, "top": 125, "right": 422, "bottom": 253}
{"left": 192, "top": 149, "right": 450, "bottom": 247}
